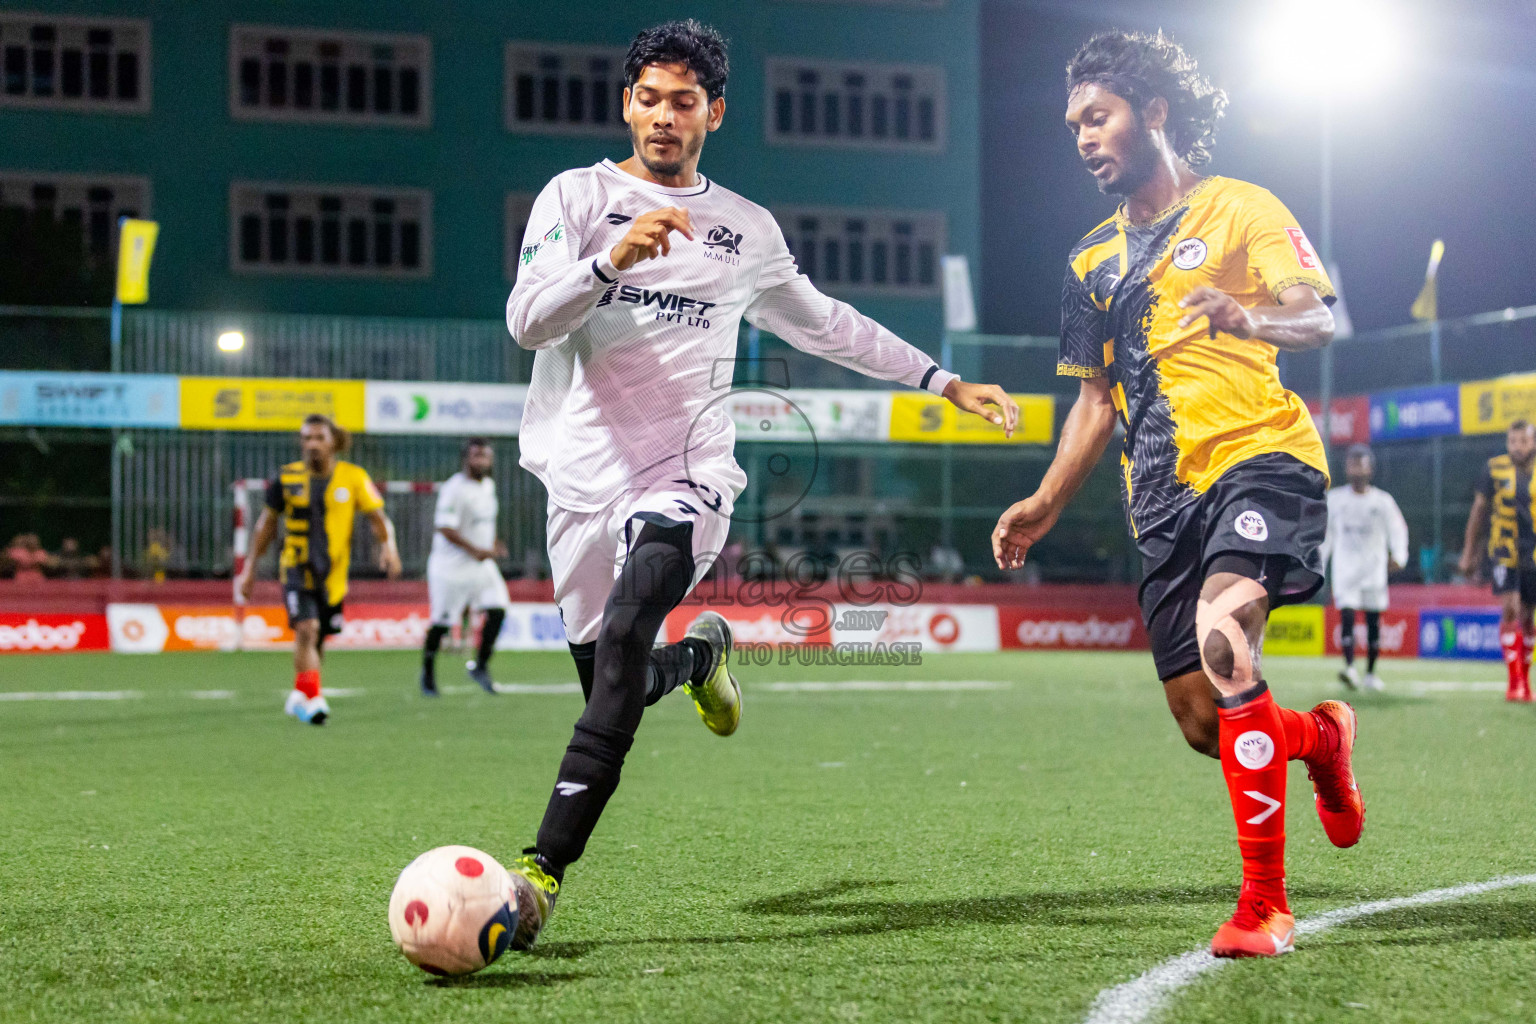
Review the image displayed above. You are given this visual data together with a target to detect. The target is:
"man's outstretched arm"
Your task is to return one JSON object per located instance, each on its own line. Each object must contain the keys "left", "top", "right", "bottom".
{"left": 744, "top": 274, "right": 1019, "bottom": 435}
{"left": 993, "top": 376, "right": 1117, "bottom": 569}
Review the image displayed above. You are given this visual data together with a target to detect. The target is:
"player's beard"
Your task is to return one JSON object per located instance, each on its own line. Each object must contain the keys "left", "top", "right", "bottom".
{"left": 1100, "top": 124, "right": 1159, "bottom": 197}
{"left": 633, "top": 124, "right": 705, "bottom": 180}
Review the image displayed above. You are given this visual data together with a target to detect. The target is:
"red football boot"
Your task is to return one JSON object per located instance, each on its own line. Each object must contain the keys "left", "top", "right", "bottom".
{"left": 1211, "top": 885, "right": 1296, "bottom": 958}
{"left": 1307, "top": 701, "right": 1365, "bottom": 848}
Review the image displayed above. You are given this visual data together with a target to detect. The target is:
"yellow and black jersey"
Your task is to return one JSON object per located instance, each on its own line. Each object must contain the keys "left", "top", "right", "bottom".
{"left": 265, "top": 459, "right": 385, "bottom": 605}
{"left": 1477, "top": 454, "right": 1536, "bottom": 569}
{"left": 1058, "top": 176, "right": 1335, "bottom": 534}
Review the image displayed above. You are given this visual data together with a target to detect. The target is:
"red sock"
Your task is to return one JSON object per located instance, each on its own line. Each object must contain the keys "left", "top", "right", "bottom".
{"left": 1501, "top": 631, "right": 1525, "bottom": 694}
{"left": 1217, "top": 687, "right": 1289, "bottom": 912}
{"left": 294, "top": 669, "right": 321, "bottom": 700}
{"left": 1523, "top": 634, "right": 1534, "bottom": 686}
{"left": 1275, "top": 705, "right": 1325, "bottom": 762}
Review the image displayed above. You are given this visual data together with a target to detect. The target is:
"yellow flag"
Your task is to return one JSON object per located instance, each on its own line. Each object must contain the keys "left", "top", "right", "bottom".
{"left": 115, "top": 218, "right": 160, "bottom": 304}
{"left": 1409, "top": 238, "right": 1444, "bottom": 322}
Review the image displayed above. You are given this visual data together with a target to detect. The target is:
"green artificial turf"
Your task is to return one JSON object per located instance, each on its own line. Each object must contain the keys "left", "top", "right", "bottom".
{"left": 0, "top": 650, "right": 1532, "bottom": 1023}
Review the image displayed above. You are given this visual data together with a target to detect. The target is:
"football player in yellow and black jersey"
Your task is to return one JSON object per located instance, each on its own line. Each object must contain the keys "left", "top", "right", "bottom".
{"left": 992, "top": 31, "right": 1364, "bottom": 959}
{"left": 1459, "top": 419, "right": 1536, "bottom": 701}
{"left": 236, "top": 414, "right": 402, "bottom": 724}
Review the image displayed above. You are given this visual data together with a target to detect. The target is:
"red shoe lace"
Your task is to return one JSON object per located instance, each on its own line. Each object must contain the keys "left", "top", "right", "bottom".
{"left": 1229, "top": 891, "right": 1274, "bottom": 930}
{"left": 1306, "top": 713, "right": 1354, "bottom": 812}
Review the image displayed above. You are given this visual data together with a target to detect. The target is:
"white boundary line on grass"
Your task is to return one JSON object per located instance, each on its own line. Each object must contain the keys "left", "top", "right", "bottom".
{"left": 1082, "top": 873, "right": 1536, "bottom": 1024}
{"left": 0, "top": 690, "right": 143, "bottom": 701}
{"left": 764, "top": 680, "right": 1009, "bottom": 692}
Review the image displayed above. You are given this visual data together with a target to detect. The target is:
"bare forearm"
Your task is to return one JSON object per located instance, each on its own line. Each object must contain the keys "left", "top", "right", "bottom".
{"left": 437, "top": 527, "right": 485, "bottom": 558}
{"left": 1462, "top": 500, "right": 1488, "bottom": 559}
{"left": 1037, "top": 390, "right": 1117, "bottom": 510}
{"left": 1250, "top": 300, "right": 1334, "bottom": 352}
{"left": 247, "top": 512, "right": 277, "bottom": 564}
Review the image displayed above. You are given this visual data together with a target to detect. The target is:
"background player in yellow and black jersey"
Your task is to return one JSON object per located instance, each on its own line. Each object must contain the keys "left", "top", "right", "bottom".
{"left": 236, "top": 414, "right": 401, "bottom": 724}
{"left": 1459, "top": 419, "right": 1536, "bottom": 701}
{"left": 991, "top": 30, "right": 1364, "bottom": 959}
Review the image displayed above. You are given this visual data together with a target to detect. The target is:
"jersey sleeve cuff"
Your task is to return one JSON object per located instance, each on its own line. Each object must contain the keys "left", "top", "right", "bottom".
{"left": 591, "top": 253, "right": 620, "bottom": 284}
{"left": 1056, "top": 362, "right": 1107, "bottom": 378}
{"left": 923, "top": 367, "right": 958, "bottom": 396}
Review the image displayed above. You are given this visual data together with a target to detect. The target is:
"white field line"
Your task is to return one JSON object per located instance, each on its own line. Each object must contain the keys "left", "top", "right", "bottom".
{"left": 188, "top": 690, "right": 237, "bottom": 700}
{"left": 0, "top": 690, "right": 143, "bottom": 701}
{"left": 436, "top": 682, "right": 582, "bottom": 695}
{"left": 1082, "top": 874, "right": 1536, "bottom": 1024}
{"left": 762, "top": 680, "right": 1009, "bottom": 692}
{"left": 1403, "top": 680, "right": 1506, "bottom": 693}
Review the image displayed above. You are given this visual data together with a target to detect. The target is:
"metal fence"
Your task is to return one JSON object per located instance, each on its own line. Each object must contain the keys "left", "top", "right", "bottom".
{"left": 115, "top": 430, "right": 547, "bottom": 581}
{"left": 4, "top": 302, "right": 1534, "bottom": 583}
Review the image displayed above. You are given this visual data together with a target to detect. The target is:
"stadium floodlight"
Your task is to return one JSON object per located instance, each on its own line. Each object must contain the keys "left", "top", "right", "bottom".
{"left": 1254, "top": 0, "right": 1406, "bottom": 96}
{"left": 217, "top": 330, "right": 246, "bottom": 353}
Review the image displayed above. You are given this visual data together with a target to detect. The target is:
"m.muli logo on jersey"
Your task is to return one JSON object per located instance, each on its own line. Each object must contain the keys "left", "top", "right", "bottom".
{"left": 702, "top": 224, "right": 744, "bottom": 265}
{"left": 596, "top": 284, "right": 718, "bottom": 328}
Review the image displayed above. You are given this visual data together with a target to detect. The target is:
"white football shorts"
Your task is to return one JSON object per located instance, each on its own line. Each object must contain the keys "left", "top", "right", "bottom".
{"left": 1332, "top": 584, "right": 1388, "bottom": 612}
{"left": 546, "top": 473, "right": 733, "bottom": 645}
{"left": 427, "top": 559, "right": 511, "bottom": 627}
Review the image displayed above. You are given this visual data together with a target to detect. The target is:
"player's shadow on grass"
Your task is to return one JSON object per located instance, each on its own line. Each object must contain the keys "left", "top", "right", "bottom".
{"left": 531, "top": 878, "right": 1356, "bottom": 959}
{"left": 1321, "top": 897, "right": 1536, "bottom": 948}
{"left": 427, "top": 971, "right": 585, "bottom": 989}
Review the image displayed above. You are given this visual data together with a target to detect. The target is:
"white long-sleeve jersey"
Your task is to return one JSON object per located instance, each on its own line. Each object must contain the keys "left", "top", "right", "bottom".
{"left": 1322, "top": 485, "right": 1409, "bottom": 596}
{"left": 506, "top": 159, "right": 956, "bottom": 512}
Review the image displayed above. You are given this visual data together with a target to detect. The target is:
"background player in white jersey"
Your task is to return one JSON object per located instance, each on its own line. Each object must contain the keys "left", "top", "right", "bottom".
{"left": 496, "top": 20, "right": 1019, "bottom": 949}
{"left": 1321, "top": 444, "right": 1408, "bottom": 691}
{"left": 420, "top": 439, "right": 510, "bottom": 696}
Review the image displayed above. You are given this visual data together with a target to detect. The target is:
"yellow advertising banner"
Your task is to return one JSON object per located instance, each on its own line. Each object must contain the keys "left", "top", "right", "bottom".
{"left": 887, "top": 393, "right": 1054, "bottom": 444}
{"left": 115, "top": 218, "right": 159, "bottom": 304}
{"left": 1263, "top": 604, "right": 1325, "bottom": 657}
{"left": 1459, "top": 372, "right": 1536, "bottom": 435}
{"left": 179, "top": 377, "right": 366, "bottom": 432}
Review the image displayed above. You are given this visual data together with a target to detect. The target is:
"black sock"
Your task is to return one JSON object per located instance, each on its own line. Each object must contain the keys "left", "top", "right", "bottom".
{"left": 476, "top": 609, "right": 505, "bottom": 670}
{"left": 569, "top": 641, "right": 596, "bottom": 703}
{"left": 1365, "top": 610, "right": 1381, "bottom": 673}
{"left": 1340, "top": 608, "right": 1356, "bottom": 667}
{"left": 534, "top": 519, "right": 694, "bottom": 871}
{"left": 422, "top": 624, "right": 448, "bottom": 677}
{"left": 645, "top": 638, "right": 709, "bottom": 706}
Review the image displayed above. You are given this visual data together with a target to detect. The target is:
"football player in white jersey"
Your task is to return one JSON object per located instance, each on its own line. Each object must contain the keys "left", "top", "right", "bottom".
{"left": 495, "top": 19, "right": 1019, "bottom": 949}
{"left": 1321, "top": 445, "right": 1408, "bottom": 690}
{"left": 420, "top": 439, "right": 510, "bottom": 696}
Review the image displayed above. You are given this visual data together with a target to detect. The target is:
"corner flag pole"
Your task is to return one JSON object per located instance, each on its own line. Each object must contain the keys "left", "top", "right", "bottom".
{"left": 110, "top": 216, "right": 160, "bottom": 580}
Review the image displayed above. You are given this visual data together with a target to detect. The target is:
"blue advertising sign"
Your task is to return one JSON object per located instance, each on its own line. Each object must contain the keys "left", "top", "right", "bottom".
{"left": 1417, "top": 607, "right": 1504, "bottom": 660}
{"left": 1368, "top": 384, "right": 1460, "bottom": 441}
{"left": 0, "top": 372, "right": 180, "bottom": 428}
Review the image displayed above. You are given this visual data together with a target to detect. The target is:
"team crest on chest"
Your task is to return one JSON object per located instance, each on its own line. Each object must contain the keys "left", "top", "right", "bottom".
{"left": 703, "top": 224, "right": 744, "bottom": 265}
{"left": 1171, "top": 237, "right": 1207, "bottom": 270}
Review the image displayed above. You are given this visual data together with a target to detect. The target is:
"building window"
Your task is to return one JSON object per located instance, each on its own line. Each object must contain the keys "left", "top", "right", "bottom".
{"left": 773, "top": 206, "right": 943, "bottom": 297}
{"left": 765, "top": 58, "right": 943, "bottom": 152}
{"left": 230, "top": 182, "right": 431, "bottom": 278}
{"left": 504, "top": 41, "right": 626, "bottom": 136}
{"left": 0, "top": 171, "right": 150, "bottom": 262}
{"left": 0, "top": 14, "right": 150, "bottom": 113}
{"left": 503, "top": 192, "right": 537, "bottom": 283}
{"left": 230, "top": 25, "right": 431, "bottom": 126}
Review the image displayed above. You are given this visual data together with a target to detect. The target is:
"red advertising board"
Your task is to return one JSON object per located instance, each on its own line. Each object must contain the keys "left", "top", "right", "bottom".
{"left": 1305, "top": 395, "right": 1371, "bottom": 446}
{"left": 997, "top": 606, "right": 1148, "bottom": 651}
{"left": 0, "top": 613, "right": 110, "bottom": 653}
{"left": 1324, "top": 607, "right": 1418, "bottom": 658}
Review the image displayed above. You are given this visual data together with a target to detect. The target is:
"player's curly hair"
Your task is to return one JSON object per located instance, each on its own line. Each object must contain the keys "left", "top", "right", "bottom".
{"left": 625, "top": 19, "right": 729, "bottom": 101}
{"left": 1065, "top": 30, "right": 1228, "bottom": 168}
{"left": 302, "top": 413, "right": 350, "bottom": 454}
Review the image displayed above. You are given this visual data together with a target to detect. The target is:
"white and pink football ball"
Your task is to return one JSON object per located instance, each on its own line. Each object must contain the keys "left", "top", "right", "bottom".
{"left": 387, "top": 845, "right": 518, "bottom": 976}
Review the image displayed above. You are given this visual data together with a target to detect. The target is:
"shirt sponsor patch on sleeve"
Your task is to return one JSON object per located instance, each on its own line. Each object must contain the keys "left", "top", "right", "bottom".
{"left": 1284, "top": 227, "right": 1320, "bottom": 270}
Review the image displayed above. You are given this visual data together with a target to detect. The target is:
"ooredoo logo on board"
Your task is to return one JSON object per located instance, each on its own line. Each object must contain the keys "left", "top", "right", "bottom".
{"left": 0, "top": 614, "right": 109, "bottom": 653}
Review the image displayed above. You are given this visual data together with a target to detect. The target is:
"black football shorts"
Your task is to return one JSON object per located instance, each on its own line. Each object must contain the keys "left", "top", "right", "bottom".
{"left": 1137, "top": 453, "right": 1328, "bottom": 680}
